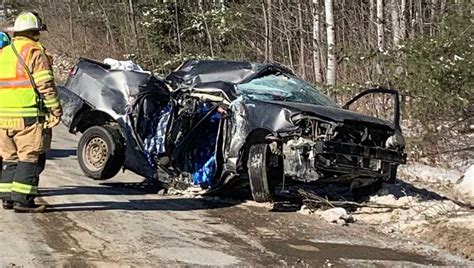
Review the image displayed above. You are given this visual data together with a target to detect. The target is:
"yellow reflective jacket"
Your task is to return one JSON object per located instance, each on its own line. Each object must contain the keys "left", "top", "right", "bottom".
{"left": 0, "top": 37, "right": 60, "bottom": 120}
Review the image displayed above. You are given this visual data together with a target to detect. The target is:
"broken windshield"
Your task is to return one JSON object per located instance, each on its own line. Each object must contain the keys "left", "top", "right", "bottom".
{"left": 236, "top": 73, "right": 338, "bottom": 107}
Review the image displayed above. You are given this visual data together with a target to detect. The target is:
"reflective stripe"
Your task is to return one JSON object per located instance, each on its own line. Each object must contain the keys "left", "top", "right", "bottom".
{"left": 0, "top": 107, "right": 45, "bottom": 117}
{"left": 0, "top": 183, "right": 12, "bottom": 193}
{"left": 44, "top": 96, "right": 60, "bottom": 108}
{"left": 15, "top": 44, "right": 32, "bottom": 77}
{"left": 33, "top": 70, "right": 54, "bottom": 83}
{"left": 11, "top": 182, "right": 37, "bottom": 195}
{"left": 0, "top": 79, "right": 32, "bottom": 88}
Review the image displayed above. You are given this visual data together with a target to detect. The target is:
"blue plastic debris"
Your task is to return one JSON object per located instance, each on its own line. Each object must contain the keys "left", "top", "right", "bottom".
{"left": 144, "top": 103, "right": 173, "bottom": 167}
{"left": 192, "top": 154, "right": 216, "bottom": 187}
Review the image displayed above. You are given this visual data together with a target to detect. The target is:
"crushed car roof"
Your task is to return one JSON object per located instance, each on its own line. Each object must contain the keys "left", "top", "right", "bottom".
{"left": 165, "top": 59, "right": 293, "bottom": 87}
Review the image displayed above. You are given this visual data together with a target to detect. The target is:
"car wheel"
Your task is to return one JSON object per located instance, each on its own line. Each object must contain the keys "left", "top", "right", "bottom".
{"left": 247, "top": 143, "right": 283, "bottom": 202}
{"left": 78, "top": 125, "right": 124, "bottom": 180}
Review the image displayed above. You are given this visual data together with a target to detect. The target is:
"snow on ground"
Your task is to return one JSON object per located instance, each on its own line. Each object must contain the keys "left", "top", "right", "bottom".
{"left": 458, "top": 165, "right": 474, "bottom": 197}
{"left": 298, "top": 162, "right": 474, "bottom": 260}
{"left": 399, "top": 163, "right": 463, "bottom": 183}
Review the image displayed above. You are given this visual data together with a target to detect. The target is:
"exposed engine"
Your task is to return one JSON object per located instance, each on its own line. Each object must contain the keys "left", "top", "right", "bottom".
{"left": 282, "top": 115, "right": 406, "bottom": 182}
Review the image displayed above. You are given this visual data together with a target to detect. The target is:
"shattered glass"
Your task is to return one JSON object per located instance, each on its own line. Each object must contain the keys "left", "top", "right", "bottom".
{"left": 236, "top": 74, "right": 338, "bottom": 107}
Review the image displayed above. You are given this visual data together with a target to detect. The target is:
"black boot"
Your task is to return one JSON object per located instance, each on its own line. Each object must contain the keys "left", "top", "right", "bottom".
{"left": 2, "top": 200, "right": 13, "bottom": 210}
{"left": 13, "top": 202, "right": 46, "bottom": 213}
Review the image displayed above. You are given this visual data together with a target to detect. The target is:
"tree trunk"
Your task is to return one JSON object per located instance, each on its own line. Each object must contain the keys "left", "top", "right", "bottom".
{"left": 298, "top": 2, "right": 306, "bottom": 78}
{"left": 440, "top": 0, "right": 447, "bottom": 29}
{"left": 377, "top": 0, "right": 384, "bottom": 51}
{"left": 263, "top": 2, "right": 268, "bottom": 62}
{"left": 199, "top": 0, "right": 215, "bottom": 58}
{"left": 67, "top": 0, "right": 75, "bottom": 50}
{"left": 312, "top": 0, "right": 323, "bottom": 83}
{"left": 417, "top": 0, "right": 423, "bottom": 35}
{"left": 174, "top": 1, "right": 182, "bottom": 56}
{"left": 96, "top": 0, "right": 116, "bottom": 53}
{"left": 391, "top": 0, "right": 401, "bottom": 46}
{"left": 430, "top": 0, "right": 437, "bottom": 36}
{"left": 370, "top": 0, "right": 375, "bottom": 37}
{"left": 410, "top": 0, "right": 416, "bottom": 38}
{"left": 267, "top": 0, "right": 273, "bottom": 61}
{"left": 128, "top": 0, "right": 138, "bottom": 50}
{"left": 325, "top": 0, "right": 336, "bottom": 86}
{"left": 400, "top": 0, "right": 407, "bottom": 39}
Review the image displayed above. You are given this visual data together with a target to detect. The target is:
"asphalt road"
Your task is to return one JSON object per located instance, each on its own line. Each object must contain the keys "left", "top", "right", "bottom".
{"left": 0, "top": 125, "right": 470, "bottom": 267}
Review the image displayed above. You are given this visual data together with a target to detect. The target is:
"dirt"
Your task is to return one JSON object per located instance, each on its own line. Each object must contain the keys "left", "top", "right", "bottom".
{"left": 208, "top": 204, "right": 448, "bottom": 266}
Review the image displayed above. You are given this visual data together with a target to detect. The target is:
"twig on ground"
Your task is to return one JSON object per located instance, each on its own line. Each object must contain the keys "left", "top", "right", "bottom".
{"left": 298, "top": 189, "right": 411, "bottom": 210}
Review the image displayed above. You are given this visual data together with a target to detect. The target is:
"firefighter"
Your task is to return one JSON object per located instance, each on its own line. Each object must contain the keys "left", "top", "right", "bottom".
{"left": 0, "top": 12, "right": 62, "bottom": 213}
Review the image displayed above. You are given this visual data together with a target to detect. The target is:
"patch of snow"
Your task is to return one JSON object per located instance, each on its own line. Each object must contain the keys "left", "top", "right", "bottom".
{"left": 457, "top": 165, "right": 474, "bottom": 198}
{"left": 399, "top": 163, "right": 462, "bottom": 183}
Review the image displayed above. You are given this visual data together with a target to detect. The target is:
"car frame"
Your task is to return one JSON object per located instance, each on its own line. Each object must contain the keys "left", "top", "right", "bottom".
{"left": 59, "top": 58, "right": 406, "bottom": 202}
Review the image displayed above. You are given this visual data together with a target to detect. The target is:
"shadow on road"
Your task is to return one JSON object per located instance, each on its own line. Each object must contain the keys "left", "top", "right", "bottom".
{"left": 46, "top": 149, "right": 77, "bottom": 159}
{"left": 44, "top": 197, "right": 239, "bottom": 212}
{"left": 40, "top": 179, "right": 164, "bottom": 197}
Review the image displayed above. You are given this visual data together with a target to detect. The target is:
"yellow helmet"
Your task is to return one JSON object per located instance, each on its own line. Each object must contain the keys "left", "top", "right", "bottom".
{"left": 6, "top": 12, "right": 47, "bottom": 32}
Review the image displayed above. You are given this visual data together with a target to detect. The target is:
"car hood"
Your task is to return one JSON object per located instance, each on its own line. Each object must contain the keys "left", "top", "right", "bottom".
{"left": 261, "top": 100, "right": 394, "bottom": 129}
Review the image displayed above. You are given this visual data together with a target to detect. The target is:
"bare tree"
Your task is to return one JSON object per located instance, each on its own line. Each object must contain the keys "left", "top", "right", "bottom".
{"left": 298, "top": 2, "right": 306, "bottom": 78}
{"left": 325, "top": 0, "right": 336, "bottom": 85}
{"left": 199, "top": 0, "right": 215, "bottom": 58}
{"left": 263, "top": 2, "right": 268, "bottom": 62}
{"left": 128, "top": 0, "right": 138, "bottom": 50}
{"left": 96, "top": 0, "right": 116, "bottom": 53}
{"left": 66, "top": 0, "right": 74, "bottom": 49}
{"left": 400, "top": 0, "right": 407, "bottom": 39}
{"left": 377, "top": 0, "right": 385, "bottom": 51}
{"left": 430, "top": 0, "right": 437, "bottom": 36}
{"left": 267, "top": 0, "right": 273, "bottom": 61}
{"left": 391, "top": 0, "right": 401, "bottom": 46}
{"left": 174, "top": 1, "right": 182, "bottom": 56}
{"left": 312, "top": 0, "right": 323, "bottom": 83}
{"left": 370, "top": 0, "right": 375, "bottom": 28}
{"left": 417, "top": 0, "right": 423, "bottom": 35}
{"left": 280, "top": 0, "right": 294, "bottom": 70}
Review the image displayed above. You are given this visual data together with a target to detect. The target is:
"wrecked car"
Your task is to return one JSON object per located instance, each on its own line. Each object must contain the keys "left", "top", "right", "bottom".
{"left": 59, "top": 58, "right": 406, "bottom": 202}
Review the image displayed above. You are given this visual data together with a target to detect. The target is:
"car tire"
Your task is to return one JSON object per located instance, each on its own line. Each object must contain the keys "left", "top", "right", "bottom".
{"left": 78, "top": 125, "right": 124, "bottom": 180}
{"left": 247, "top": 143, "right": 283, "bottom": 203}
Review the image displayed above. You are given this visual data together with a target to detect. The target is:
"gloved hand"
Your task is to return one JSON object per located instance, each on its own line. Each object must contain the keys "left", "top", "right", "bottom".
{"left": 51, "top": 106, "right": 63, "bottom": 117}
{"left": 46, "top": 115, "right": 61, "bottom": 128}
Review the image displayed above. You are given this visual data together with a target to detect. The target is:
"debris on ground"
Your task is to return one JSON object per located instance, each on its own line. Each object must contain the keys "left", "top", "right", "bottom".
{"left": 318, "top": 207, "right": 354, "bottom": 225}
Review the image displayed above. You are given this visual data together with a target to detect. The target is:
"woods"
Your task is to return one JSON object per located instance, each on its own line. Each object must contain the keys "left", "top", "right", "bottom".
{"left": 2, "top": 0, "right": 473, "bottom": 163}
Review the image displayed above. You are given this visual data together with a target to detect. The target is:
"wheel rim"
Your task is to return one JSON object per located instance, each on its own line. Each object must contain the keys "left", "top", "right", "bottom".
{"left": 83, "top": 136, "right": 109, "bottom": 172}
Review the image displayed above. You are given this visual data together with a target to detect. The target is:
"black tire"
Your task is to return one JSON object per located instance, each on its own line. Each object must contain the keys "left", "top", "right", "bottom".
{"left": 382, "top": 162, "right": 399, "bottom": 183}
{"left": 247, "top": 143, "right": 283, "bottom": 202}
{"left": 78, "top": 125, "right": 125, "bottom": 180}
